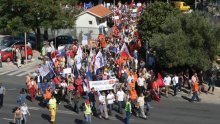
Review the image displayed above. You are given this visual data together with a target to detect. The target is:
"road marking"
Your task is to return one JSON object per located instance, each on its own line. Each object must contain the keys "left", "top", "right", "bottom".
{"left": 2, "top": 118, "right": 14, "bottom": 121}
{"left": 16, "top": 69, "right": 35, "bottom": 77}
{"left": 7, "top": 88, "right": 17, "bottom": 91}
{"left": 8, "top": 66, "right": 33, "bottom": 75}
{"left": 0, "top": 69, "right": 18, "bottom": 75}
{"left": 29, "top": 106, "right": 40, "bottom": 110}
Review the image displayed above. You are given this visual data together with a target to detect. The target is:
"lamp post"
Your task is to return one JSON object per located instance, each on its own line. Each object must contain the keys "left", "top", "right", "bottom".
{"left": 25, "top": 32, "right": 28, "bottom": 64}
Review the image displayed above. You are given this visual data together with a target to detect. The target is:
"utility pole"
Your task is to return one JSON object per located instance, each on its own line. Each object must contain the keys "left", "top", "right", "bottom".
{"left": 25, "top": 32, "right": 28, "bottom": 64}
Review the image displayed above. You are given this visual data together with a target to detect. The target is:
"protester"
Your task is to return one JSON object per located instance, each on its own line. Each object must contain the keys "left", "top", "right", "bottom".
{"left": 137, "top": 93, "right": 147, "bottom": 119}
{"left": 0, "top": 82, "right": 6, "bottom": 108}
{"left": 172, "top": 74, "right": 179, "bottom": 96}
{"left": 83, "top": 100, "right": 92, "bottom": 124}
{"left": 27, "top": 78, "right": 37, "bottom": 102}
{"left": 116, "top": 87, "right": 125, "bottom": 114}
{"left": 20, "top": 103, "right": 31, "bottom": 124}
{"left": 16, "top": 48, "right": 22, "bottom": 68}
{"left": 124, "top": 98, "right": 132, "bottom": 124}
{"left": 164, "top": 74, "right": 171, "bottom": 97}
{"left": 48, "top": 95, "right": 57, "bottom": 124}
{"left": 190, "top": 81, "right": 201, "bottom": 102}
{"left": 106, "top": 90, "right": 115, "bottom": 115}
{"left": 13, "top": 107, "right": 23, "bottom": 124}
{"left": 88, "top": 87, "right": 97, "bottom": 113}
{"left": 17, "top": 88, "right": 27, "bottom": 105}
{"left": 98, "top": 92, "right": 109, "bottom": 119}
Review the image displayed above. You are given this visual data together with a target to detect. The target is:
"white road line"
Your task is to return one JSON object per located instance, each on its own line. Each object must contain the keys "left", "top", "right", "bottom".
{"left": 2, "top": 118, "right": 14, "bottom": 121}
{"left": 8, "top": 66, "right": 33, "bottom": 75}
{"left": 7, "top": 88, "right": 17, "bottom": 91}
{"left": 16, "top": 69, "right": 35, "bottom": 77}
{"left": 0, "top": 69, "right": 18, "bottom": 75}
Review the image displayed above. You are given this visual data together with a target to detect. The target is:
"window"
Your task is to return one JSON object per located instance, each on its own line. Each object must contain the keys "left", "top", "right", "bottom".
{"left": 89, "top": 21, "right": 92, "bottom": 25}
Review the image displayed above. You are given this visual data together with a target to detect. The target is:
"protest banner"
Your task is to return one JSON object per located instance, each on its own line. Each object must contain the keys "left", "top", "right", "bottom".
{"left": 38, "top": 64, "right": 50, "bottom": 77}
{"left": 63, "top": 68, "right": 72, "bottom": 74}
{"left": 89, "top": 79, "right": 116, "bottom": 91}
{"left": 82, "top": 35, "right": 88, "bottom": 45}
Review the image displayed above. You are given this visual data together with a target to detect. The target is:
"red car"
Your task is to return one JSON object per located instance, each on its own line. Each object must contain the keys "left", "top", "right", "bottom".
{"left": 0, "top": 46, "right": 33, "bottom": 62}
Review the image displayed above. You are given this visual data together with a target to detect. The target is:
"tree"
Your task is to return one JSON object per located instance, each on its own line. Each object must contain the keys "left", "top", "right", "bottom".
{"left": 0, "top": 0, "right": 79, "bottom": 49}
{"left": 138, "top": 2, "right": 219, "bottom": 71}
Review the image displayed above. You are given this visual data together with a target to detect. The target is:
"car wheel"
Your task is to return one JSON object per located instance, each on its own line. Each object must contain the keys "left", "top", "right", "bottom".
{"left": 27, "top": 55, "right": 32, "bottom": 60}
{"left": 6, "top": 57, "right": 11, "bottom": 62}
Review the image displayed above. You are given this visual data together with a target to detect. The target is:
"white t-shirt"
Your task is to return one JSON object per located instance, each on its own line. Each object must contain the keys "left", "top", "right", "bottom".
{"left": 127, "top": 75, "right": 134, "bottom": 83}
{"left": 172, "top": 76, "right": 179, "bottom": 85}
{"left": 137, "top": 77, "right": 145, "bottom": 86}
{"left": 164, "top": 76, "right": 171, "bottom": 86}
{"left": 20, "top": 106, "right": 29, "bottom": 115}
{"left": 137, "top": 96, "right": 145, "bottom": 106}
{"left": 99, "top": 95, "right": 106, "bottom": 105}
{"left": 116, "top": 91, "right": 125, "bottom": 101}
{"left": 46, "top": 46, "right": 52, "bottom": 53}
{"left": 107, "top": 93, "right": 115, "bottom": 104}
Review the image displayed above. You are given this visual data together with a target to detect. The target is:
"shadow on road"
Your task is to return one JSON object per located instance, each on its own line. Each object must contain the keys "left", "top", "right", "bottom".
{"left": 74, "top": 119, "right": 83, "bottom": 124}
{"left": 181, "top": 96, "right": 191, "bottom": 102}
{"left": 115, "top": 114, "right": 124, "bottom": 123}
{"left": 41, "top": 113, "right": 50, "bottom": 122}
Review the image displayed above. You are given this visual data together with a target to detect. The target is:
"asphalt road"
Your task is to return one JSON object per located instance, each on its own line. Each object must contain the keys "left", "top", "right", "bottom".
{"left": 0, "top": 74, "right": 220, "bottom": 124}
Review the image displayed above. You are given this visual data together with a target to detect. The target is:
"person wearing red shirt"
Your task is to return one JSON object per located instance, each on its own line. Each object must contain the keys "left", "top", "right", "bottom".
{"left": 75, "top": 75, "right": 83, "bottom": 96}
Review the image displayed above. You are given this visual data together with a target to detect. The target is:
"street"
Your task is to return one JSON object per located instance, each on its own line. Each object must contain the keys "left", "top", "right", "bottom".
{"left": 0, "top": 74, "right": 220, "bottom": 124}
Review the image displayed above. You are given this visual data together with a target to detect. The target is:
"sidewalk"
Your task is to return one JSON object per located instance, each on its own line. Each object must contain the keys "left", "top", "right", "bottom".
{"left": 0, "top": 50, "right": 42, "bottom": 73}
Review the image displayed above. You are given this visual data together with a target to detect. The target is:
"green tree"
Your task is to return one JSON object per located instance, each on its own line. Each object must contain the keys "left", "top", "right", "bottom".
{"left": 0, "top": 0, "right": 79, "bottom": 49}
{"left": 138, "top": 2, "right": 219, "bottom": 71}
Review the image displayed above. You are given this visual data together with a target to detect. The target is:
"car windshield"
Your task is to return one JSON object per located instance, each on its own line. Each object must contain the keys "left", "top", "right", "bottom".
{"left": 0, "top": 40, "right": 11, "bottom": 47}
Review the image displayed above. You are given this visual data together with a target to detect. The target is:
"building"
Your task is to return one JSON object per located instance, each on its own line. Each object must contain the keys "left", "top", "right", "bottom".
{"left": 75, "top": 4, "right": 112, "bottom": 41}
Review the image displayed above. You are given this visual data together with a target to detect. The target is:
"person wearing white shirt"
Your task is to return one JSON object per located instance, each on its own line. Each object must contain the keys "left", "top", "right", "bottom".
{"left": 20, "top": 103, "right": 31, "bottom": 124}
{"left": 172, "top": 74, "right": 179, "bottom": 96}
{"left": 116, "top": 88, "right": 125, "bottom": 114}
{"left": 107, "top": 90, "right": 115, "bottom": 115}
{"left": 164, "top": 75, "right": 171, "bottom": 97}
{"left": 137, "top": 74, "right": 145, "bottom": 95}
{"left": 137, "top": 93, "right": 147, "bottom": 119}
{"left": 46, "top": 45, "right": 53, "bottom": 59}
{"left": 0, "top": 83, "right": 6, "bottom": 108}
{"left": 99, "top": 92, "right": 108, "bottom": 119}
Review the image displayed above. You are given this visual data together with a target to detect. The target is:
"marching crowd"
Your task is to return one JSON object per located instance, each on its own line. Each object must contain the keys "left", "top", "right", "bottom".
{"left": 7, "top": 2, "right": 217, "bottom": 124}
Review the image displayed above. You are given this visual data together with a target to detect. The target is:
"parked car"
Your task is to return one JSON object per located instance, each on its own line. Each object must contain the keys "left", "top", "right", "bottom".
{"left": 48, "top": 35, "right": 77, "bottom": 49}
{"left": 0, "top": 46, "right": 33, "bottom": 62}
{"left": 0, "top": 35, "right": 24, "bottom": 50}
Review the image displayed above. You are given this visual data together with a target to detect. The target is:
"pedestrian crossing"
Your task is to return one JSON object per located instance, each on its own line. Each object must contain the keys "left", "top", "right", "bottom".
{"left": 0, "top": 66, "right": 36, "bottom": 77}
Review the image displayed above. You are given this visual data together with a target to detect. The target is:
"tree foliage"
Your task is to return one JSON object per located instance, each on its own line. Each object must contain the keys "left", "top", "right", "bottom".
{"left": 0, "top": 0, "right": 79, "bottom": 48}
{"left": 138, "top": 2, "right": 219, "bottom": 71}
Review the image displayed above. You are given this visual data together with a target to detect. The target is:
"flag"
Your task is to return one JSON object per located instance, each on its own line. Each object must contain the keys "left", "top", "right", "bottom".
{"left": 73, "top": 63, "right": 78, "bottom": 79}
{"left": 58, "top": 46, "right": 66, "bottom": 57}
{"left": 75, "top": 46, "right": 83, "bottom": 70}
{"left": 120, "top": 43, "right": 131, "bottom": 60}
{"left": 95, "top": 50, "right": 104, "bottom": 70}
{"left": 157, "top": 73, "right": 165, "bottom": 87}
{"left": 86, "top": 60, "right": 93, "bottom": 81}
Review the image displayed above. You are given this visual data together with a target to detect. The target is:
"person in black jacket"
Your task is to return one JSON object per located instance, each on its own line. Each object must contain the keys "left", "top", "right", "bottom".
{"left": 88, "top": 87, "right": 96, "bottom": 113}
{"left": 35, "top": 72, "right": 43, "bottom": 95}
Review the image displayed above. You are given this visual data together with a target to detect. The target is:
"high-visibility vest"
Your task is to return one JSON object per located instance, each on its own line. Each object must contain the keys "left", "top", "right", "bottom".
{"left": 125, "top": 101, "right": 131, "bottom": 112}
{"left": 84, "top": 104, "right": 92, "bottom": 115}
{"left": 49, "top": 98, "right": 57, "bottom": 109}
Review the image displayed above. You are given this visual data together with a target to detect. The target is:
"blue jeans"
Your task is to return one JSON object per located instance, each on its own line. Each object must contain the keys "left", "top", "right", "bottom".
{"left": 15, "top": 118, "right": 22, "bottom": 124}
{"left": 23, "top": 114, "right": 27, "bottom": 124}
{"left": 90, "top": 101, "right": 96, "bottom": 113}
{"left": 124, "top": 111, "right": 132, "bottom": 124}
{"left": 191, "top": 92, "right": 200, "bottom": 101}
{"left": 84, "top": 114, "right": 91, "bottom": 124}
{"left": 108, "top": 104, "right": 113, "bottom": 114}
{"left": 118, "top": 101, "right": 123, "bottom": 113}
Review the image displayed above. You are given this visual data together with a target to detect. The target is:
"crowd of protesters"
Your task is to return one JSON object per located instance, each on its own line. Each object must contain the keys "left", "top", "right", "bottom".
{"left": 10, "top": 1, "right": 218, "bottom": 124}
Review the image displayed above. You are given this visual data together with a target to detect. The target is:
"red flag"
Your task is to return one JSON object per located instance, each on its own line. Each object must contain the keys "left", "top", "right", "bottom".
{"left": 157, "top": 73, "right": 165, "bottom": 87}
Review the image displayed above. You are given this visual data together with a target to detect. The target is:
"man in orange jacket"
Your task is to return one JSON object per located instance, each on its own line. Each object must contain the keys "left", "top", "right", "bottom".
{"left": 190, "top": 81, "right": 201, "bottom": 102}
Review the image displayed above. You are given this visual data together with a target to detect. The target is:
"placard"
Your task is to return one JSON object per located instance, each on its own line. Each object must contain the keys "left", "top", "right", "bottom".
{"left": 82, "top": 35, "right": 88, "bottom": 45}
{"left": 63, "top": 68, "right": 72, "bottom": 74}
{"left": 137, "top": 3, "right": 142, "bottom": 7}
{"left": 89, "top": 79, "right": 116, "bottom": 91}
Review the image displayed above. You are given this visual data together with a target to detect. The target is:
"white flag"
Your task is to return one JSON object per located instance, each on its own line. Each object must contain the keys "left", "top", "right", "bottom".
{"left": 75, "top": 46, "right": 83, "bottom": 70}
{"left": 95, "top": 51, "right": 104, "bottom": 69}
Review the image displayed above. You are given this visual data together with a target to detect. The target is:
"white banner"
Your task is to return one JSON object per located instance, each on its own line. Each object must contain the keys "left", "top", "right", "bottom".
{"left": 82, "top": 35, "right": 88, "bottom": 45}
{"left": 38, "top": 64, "right": 50, "bottom": 77}
{"left": 89, "top": 79, "right": 116, "bottom": 91}
{"left": 63, "top": 68, "right": 72, "bottom": 74}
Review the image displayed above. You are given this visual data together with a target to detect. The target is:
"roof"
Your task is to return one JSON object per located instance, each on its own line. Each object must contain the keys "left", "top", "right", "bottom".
{"left": 77, "top": 4, "right": 112, "bottom": 18}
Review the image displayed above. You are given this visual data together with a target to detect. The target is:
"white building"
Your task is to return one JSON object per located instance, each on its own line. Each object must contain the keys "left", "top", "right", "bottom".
{"left": 75, "top": 4, "right": 112, "bottom": 40}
